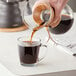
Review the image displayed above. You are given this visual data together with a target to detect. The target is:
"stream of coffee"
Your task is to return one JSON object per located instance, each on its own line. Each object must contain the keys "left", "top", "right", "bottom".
{"left": 30, "top": 25, "right": 56, "bottom": 44}
{"left": 30, "top": 21, "right": 46, "bottom": 41}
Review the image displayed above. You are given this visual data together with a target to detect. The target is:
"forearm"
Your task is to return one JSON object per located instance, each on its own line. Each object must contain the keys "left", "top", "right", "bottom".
{"left": 59, "top": 0, "right": 68, "bottom": 9}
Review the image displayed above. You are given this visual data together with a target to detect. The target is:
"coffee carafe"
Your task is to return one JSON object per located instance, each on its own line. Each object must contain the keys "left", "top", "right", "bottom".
{"left": 22, "top": 0, "right": 74, "bottom": 32}
{"left": 0, "top": 0, "right": 25, "bottom": 28}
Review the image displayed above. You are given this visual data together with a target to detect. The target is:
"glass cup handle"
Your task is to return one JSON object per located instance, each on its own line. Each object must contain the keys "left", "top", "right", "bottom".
{"left": 37, "top": 44, "right": 47, "bottom": 62}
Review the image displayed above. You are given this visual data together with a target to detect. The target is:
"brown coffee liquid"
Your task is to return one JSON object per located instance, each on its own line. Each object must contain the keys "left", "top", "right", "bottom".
{"left": 49, "top": 15, "right": 74, "bottom": 34}
{"left": 30, "top": 30, "right": 36, "bottom": 42}
{"left": 19, "top": 41, "right": 40, "bottom": 64}
{"left": 30, "top": 23, "right": 45, "bottom": 41}
{"left": 30, "top": 21, "right": 52, "bottom": 42}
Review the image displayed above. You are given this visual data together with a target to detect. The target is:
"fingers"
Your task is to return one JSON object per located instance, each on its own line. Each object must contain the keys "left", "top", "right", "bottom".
{"left": 47, "top": 16, "right": 61, "bottom": 28}
{"left": 51, "top": 16, "right": 61, "bottom": 28}
{"left": 47, "top": 0, "right": 68, "bottom": 28}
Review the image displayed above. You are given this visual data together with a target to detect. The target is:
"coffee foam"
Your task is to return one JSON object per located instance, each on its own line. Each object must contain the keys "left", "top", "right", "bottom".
{"left": 19, "top": 41, "right": 40, "bottom": 47}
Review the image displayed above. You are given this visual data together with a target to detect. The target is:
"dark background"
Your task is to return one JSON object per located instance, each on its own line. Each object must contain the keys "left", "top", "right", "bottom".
{"left": 68, "top": 0, "right": 76, "bottom": 12}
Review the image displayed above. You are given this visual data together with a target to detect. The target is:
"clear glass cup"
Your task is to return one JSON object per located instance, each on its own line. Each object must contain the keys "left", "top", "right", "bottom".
{"left": 17, "top": 36, "right": 47, "bottom": 66}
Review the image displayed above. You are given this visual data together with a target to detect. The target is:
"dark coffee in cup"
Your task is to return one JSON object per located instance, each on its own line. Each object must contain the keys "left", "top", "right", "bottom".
{"left": 18, "top": 41, "right": 40, "bottom": 64}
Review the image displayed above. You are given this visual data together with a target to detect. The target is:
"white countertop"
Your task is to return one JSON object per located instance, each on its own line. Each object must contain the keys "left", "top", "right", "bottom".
{"left": 0, "top": 13, "right": 76, "bottom": 76}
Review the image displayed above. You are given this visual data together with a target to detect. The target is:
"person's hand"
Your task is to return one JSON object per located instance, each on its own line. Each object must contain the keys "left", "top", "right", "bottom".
{"left": 32, "top": 0, "right": 68, "bottom": 28}
{"left": 47, "top": 0, "right": 68, "bottom": 27}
